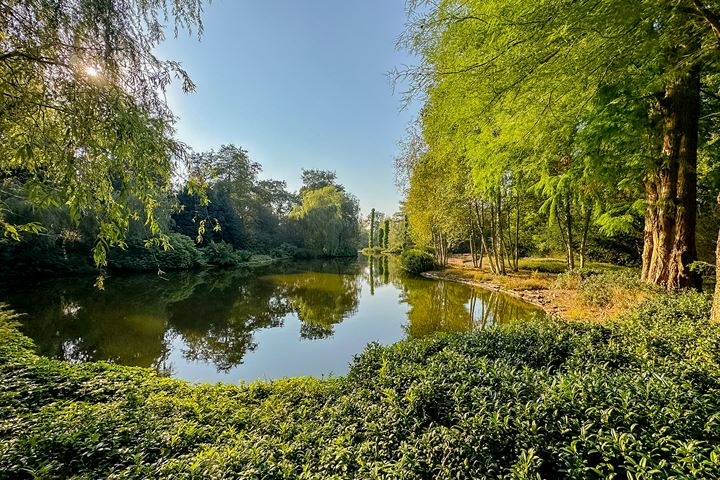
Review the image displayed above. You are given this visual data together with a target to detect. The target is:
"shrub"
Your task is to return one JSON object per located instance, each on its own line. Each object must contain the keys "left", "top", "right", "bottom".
{"left": 0, "top": 237, "right": 95, "bottom": 277}
{"left": 361, "top": 246, "right": 384, "bottom": 255}
{"left": 292, "top": 247, "right": 317, "bottom": 259}
{"left": 2, "top": 293, "right": 720, "bottom": 478}
{"left": 272, "top": 242, "right": 299, "bottom": 259}
{"left": 201, "top": 241, "right": 252, "bottom": 267}
{"left": 580, "top": 270, "right": 658, "bottom": 307}
{"left": 108, "top": 233, "right": 205, "bottom": 271}
{"left": 248, "top": 254, "right": 273, "bottom": 264}
{"left": 399, "top": 249, "right": 436, "bottom": 274}
{"left": 385, "top": 243, "right": 404, "bottom": 254}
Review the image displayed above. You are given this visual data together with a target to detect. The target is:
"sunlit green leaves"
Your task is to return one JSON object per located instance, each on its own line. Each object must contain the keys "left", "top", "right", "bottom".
{"left": 3, "top": 291, "right": 719, "bottom": 477}
{"left": 0, "top": 0, "right": 207, "bottom": 266}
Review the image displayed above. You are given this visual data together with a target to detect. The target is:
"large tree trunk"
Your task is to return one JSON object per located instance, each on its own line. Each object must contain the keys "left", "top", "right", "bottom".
{"left": 712, "top": 193, "right": 720, "bottom": 322}
{"left": 712, "top": 221, "right": 720, "bottom": 322}
{"left": 641, "top": 69, "right": 701, "bottom": 290}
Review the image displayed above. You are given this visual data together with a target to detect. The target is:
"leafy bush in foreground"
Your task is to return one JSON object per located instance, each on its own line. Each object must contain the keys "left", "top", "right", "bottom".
{"left": 580, "top": 270, "right": 660, "bottom": 307}
{"left": 1, "top": 292, "right": 720, "bottom": 478}
{"left": 400, "top": 248, "right": 436, "bottom": 274}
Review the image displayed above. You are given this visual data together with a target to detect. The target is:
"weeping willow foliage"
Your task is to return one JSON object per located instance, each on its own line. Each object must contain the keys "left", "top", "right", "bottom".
{"left": 0, "top": 0, "right": 207, "bottom": 266}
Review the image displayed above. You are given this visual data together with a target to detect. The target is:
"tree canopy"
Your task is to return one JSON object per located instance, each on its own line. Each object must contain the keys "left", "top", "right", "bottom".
{"left": 1, "top": 0, "right": 206, "bottom": 266}
{"left": 397, "top": 0, "right": 720, "bottom": 287}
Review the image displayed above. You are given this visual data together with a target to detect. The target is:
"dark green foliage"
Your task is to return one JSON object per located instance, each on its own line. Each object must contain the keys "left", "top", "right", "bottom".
{"left": 1, "top": 293, "right": 720, "bottom": 478}
{"left": 108, "top": 233, "right": 206, "bottom": 272}
{"left": 383, "top": 219, "right": 390, "bottom": 249}
{"left": 0, "top": 238, "right": 95, "bottom": 278}
{"left": 400, "top": 249, "right": 437, "bottom": 274}
{"left": 201, "top": 241, "right": 252, "bottom": 267}
{"left": 1, "top": 144, "right": 360, "bottom": 275}
{"left": 271, "top": 242, "right": 300, "bottom": 259}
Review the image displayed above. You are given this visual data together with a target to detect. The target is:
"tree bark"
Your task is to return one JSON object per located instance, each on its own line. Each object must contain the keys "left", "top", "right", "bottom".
{"left": 641, "top": 68, "right": 701, "bottom": 290}
{"left": 712, "top": 215, "right": 720, "bottom": 322}
{"left": 712, "top": 193, "right": 720, "bottom": 322}
{"left": 579, "top": 206, "right": 591, "bottom": 269}
{"left": 565, "top": 196, "right": 575, "bottom": 270}
{"left": 515, "top": 189, "right": 520, "bottom": 271}
{"left": 474, "top": 199, "right": 497, "bottom": 274}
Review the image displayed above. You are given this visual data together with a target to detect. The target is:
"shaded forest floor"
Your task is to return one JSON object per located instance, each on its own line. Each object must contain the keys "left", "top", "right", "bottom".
{"left": 425, "top": 255, "right": 650, "bottom": 322}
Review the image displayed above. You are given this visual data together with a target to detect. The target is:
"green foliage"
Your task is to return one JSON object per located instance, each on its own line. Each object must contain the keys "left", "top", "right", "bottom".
{"left": 368, "top": 208, "right": 376, "bottom": 248}
{"left": 2, "top": 293, "right": 720, "bottom": 477}
{"left": 383, "top": 219, "right": 390, "bottom": 249}
{"left": 580, "top": 270, "right": 660, "bottom": 307}
{"left": 0, "top": 0, "right": 207, "bottom": 266}
{"left": 108, "top": 233, "right": 205, "bottom": 272}
{"left": 0, "top": 237, "right": 95, "bottom": 278}
{"left": 361, "top": 246, "right": 384, "bottom": 255}
{"left": 271, "top": 242, "right": 300, "bottom": 259}
{"left": 289, "top": 186, "right": 361, "bottom": 257}
{"left": 201, "top": 241, "right": 252, "bottom": 267}
{"left": 400, "top": 249, "right": 437, "bottom": 274}
{"left": 397, "top": 0, "right": 720, "bottom": 277}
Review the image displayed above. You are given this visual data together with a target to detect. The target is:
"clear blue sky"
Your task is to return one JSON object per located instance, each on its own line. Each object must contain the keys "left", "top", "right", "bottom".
{"left": 159, "top": 0, "right": 419, "bottom": 216}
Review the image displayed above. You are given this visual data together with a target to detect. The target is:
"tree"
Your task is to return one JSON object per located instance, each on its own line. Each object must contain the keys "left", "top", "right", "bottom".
{"left": 300, "top": 169, "right": 342, "bottom": 194}
{"left": 383, "top": 219, "right": 390, "bottom": 249}
{"left": 369, "top": 208, "right": 376, "bottom": 248}
{"left": 400, "top": 0, "right": 720, "bottom": 288}
{"left": 1, "top": 0, "right": 207, "bottom": 266}
{"left": 289, "top": 186, "right": 360, "bottom": 256}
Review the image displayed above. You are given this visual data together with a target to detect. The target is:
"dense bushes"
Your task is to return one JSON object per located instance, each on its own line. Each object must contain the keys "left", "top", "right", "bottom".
{"left": 579, "top": 270, "right": 661, "bottom": 307}
{"left": 0, "top": 238, "right": 95, "bottom": 277}
{"left": 2, "top": 292, "right": 720, "bottom": 478}
{"left": 201, "top": 241, "right": 252, "bottom": 267}
{"left": 108, "top": 233, "right": 206, "bottom": 271}
{"left": 400, "top": 249, "right": 437, "bottom": 274}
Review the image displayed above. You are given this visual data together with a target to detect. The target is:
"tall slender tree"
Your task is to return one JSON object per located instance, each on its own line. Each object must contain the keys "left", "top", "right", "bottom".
{"left": 383, "top": 219, "right": 390, "bottom": 249}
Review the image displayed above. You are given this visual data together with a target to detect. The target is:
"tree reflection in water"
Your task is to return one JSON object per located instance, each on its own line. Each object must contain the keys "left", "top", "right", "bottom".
{"left": 261, "top": 272, "right": 361, "bottom": 339}
{"left": 3, "top": 256, "right": 541, "bottom": 380}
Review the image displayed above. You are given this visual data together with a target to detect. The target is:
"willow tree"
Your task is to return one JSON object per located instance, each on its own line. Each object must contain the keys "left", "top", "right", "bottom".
{"left": 401, "top": 0, "right": 720, "bottom": 289}
{"left": 289, "top": 186, "right": 360, "bottom": 257}
{"left": 1, "top": 0, "right": 207, "bottom": 267}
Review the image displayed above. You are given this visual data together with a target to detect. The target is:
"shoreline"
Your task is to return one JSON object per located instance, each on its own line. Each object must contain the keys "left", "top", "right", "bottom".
{"left": 421, "top": 270, "right": 569, "bottom": 317}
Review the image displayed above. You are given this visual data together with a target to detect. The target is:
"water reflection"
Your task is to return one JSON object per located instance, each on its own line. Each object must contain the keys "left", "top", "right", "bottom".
{"left": 2, "top": 256, "right": 542, "bottom": 382}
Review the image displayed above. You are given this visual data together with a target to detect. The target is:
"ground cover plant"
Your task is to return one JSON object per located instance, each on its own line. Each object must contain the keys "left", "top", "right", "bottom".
{"left": 1, "top": 291, "right": 720, "bottom": 479}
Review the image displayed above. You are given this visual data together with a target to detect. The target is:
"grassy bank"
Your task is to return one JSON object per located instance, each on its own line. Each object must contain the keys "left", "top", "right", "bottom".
{"left": 1, "top": 291, "right": 720, "bottom": 478}
{"left": 427, "top": 257, "right": 658, "bottom": 321}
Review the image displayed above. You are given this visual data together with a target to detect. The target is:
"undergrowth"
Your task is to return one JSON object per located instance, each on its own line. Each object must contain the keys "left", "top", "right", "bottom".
{"left": 1, "top": 292, "right": 719, "bottom": 478}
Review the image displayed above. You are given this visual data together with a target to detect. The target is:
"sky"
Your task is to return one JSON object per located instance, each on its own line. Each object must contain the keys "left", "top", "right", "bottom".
{"left": 158, "top": 0, "right": 420, "bottom": 216}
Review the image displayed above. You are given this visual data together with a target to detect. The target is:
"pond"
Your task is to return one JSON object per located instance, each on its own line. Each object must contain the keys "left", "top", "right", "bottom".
{"left": 2, "top": 256, "right": 543, "bottom": 383}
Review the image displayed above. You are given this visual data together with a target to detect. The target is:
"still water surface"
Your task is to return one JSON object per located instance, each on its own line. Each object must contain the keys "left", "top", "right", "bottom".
{"left": 4, "top": 256, "right": 542, "bottom": 383}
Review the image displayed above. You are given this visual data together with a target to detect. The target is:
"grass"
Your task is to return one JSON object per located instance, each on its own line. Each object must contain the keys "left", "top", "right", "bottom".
{"left": 446, "top": 268, "right": 553, "bottom": 291}
{"left": 360, "top": 246, "right": 386, "bottom": 256}
{"left": 436, "top": 256, "right": 648, "bottom": 321}
{"left": 2, "top": 292, "right": 720, "bottom": 478}
{"left": 517, "top": 257, "right": 622, "bottom": 274}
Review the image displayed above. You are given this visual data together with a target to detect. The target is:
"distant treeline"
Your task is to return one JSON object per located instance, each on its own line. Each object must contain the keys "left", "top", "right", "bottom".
{"left": 0, "top": 145, "right": 362, "bottom": 277}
